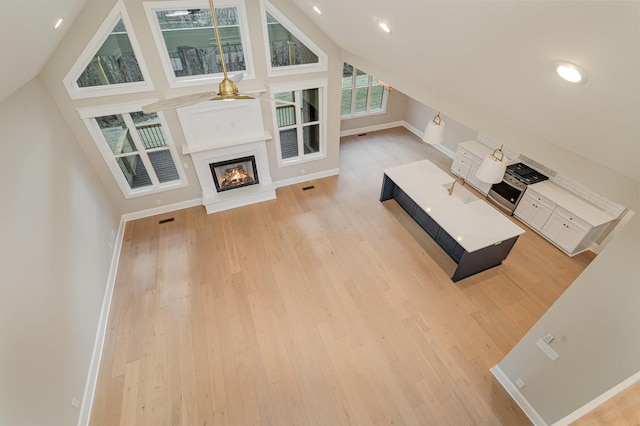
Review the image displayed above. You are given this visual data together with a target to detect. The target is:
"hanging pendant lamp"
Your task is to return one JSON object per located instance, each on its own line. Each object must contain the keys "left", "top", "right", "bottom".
{"left": 422, "top": 112, "right": 445, "bottom": 145}
{"left": 476, "top": 145, "right": 508, "bottom": 184}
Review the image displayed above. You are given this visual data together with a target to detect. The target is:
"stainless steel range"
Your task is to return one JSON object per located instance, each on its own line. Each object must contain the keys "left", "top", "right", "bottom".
{"left": 487, "top": 162, "right": 549, "bottom": 214}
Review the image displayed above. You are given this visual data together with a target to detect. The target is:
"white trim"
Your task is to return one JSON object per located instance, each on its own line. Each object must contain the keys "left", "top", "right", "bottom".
{"left": 121, "top": 198, "right": 203, "bottom": 222}
{"left": 260, "top": 0, "right": 327, "bottom": 77}
{"left": 274, "top": 168, "right": 340, "bottom": 188}
{"left": 340, "top": 64, "right": 389, "bottom": 118}
{"left": 340, "top": 121, "right": 403, "bottom": 137}
{"left": 551, "top": 372, "right": 640, "bottom": 426}
{"left": 143, "top": 0, "right": 255, "bottom": 89}
{"left": 269, "top": 79, "right": 328, "bottom": 167}
{"left": 63, "top": 0, "right": 154, "bottom": 99}
{"left": 78, "top": 102, "right": 188, "bottom": 198}
{"left": 490, "top": 365, "right": 548, "bottom": 426}
{"left": 76, "top": 217, "right": 126, "bottom": 426}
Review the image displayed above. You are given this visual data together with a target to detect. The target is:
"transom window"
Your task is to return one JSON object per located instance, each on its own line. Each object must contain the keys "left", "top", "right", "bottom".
{"left": 341, "top": 63, "right": 388, "bottom": 117}
{"left": 144, "top": 0, "right": 255, "bottom": 88}
{"left": 79, "top": 105, "right": 187, "bottom": 198}
{"left": 63, "top": 0, "right": 153, "bottom": 99}
{"left": 261, "top": 1, "right": 327, "bottom": 76}
{"left": 270, "top": 79, "right": 327, "bottom": 165}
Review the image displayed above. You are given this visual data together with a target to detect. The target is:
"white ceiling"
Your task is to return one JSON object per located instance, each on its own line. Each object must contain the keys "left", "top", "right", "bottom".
{"left": 0, "top": 0, "right": 88, "bottom": 102}
{"left": 293, "top": 0, "right": 640, "bottom": 181}
{"left": 3, "top": 0, "right": 639, "bottom": 181}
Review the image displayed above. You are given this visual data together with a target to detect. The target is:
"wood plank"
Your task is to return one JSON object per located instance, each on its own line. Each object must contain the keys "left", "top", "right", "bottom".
{"left": 90, "top": 127, "right": 597, "bottom": 425}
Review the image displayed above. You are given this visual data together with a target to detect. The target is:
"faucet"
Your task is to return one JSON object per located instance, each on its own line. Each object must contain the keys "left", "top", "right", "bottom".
{"left": 448, "top": 177, "right": 465, "bottom": 195}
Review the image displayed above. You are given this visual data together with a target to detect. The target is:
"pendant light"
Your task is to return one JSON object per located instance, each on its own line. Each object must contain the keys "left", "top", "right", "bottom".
{"left": 422, "top": 112, "right": 445, "bottom": 145}
{"left": 476, "top": 145, "right": 508, "bottom": 183}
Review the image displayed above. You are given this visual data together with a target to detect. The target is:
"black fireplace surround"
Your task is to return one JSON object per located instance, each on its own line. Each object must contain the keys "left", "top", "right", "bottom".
{"left": 209, "top": 156, "right": 259, "bottom": 192}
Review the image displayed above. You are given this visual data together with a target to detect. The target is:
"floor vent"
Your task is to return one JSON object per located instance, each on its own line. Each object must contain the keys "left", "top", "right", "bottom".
{"left": 302, "top": 185, "right": 315, "bottom": 191}
{"left": 357, "top": 133, "right": 368, "bottom": 136}
{"left": 159, "top": 218, "right": 175, "bottom": 224}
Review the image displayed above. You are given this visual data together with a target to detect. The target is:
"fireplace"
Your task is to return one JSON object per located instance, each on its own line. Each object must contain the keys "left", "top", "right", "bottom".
{"left": 210, "top": 156, "right": 259, "bottom": 192}
{"left": 177, "top": 99, "right": 277, "bottom": 214}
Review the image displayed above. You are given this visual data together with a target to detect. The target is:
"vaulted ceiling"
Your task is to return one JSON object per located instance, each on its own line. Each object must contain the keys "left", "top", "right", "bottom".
{"left": 4, "top": 0, "right": 639, "bottom": 181}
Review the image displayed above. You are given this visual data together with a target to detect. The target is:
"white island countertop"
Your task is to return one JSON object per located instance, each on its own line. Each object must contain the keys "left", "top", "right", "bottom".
{"left": 383, "top": 159, "right": 525, "bottom": 253}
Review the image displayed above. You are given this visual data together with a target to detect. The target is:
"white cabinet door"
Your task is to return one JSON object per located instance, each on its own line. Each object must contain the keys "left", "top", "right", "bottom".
{"left": 515, "top": 192, "right": 554, "bottom": 230}
{"left": 541, "top": 208, "right": 591, "bottom": 253}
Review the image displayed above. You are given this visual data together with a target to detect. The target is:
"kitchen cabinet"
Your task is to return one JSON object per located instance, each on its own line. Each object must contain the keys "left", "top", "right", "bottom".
{"left": 514, "top": 189, "right": 556, "bottom": 231}
{"left": 514, "top": 182, "right": 617, "bottom": 256}
{"left": 451, "top": 141, "right": 493, "bottom": 195}
{"left": 541, "top": 207, "right": 591, "bottom": 254}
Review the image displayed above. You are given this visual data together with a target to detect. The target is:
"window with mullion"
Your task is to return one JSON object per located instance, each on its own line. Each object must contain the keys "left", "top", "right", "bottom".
{"left": 88, "top": 109, "right": 184, "bottom": 195}
{"left": 341, "top": 62, "right": 387, "bottom": 117}
{"left": 271, "top": 82, "right": 326, "bottom": 165}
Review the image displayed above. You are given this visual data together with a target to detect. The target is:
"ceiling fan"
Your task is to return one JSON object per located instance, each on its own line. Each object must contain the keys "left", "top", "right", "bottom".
{"left": 142, "top": 0, "right": 293, "bottom": 113}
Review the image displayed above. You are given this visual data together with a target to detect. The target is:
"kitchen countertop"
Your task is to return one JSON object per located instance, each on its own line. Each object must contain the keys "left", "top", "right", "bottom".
{"left": 383, "top": 159, "right": 525, "bottom": 252}
{"left": 526, "top": 181, "right": 617, "bottom": 227}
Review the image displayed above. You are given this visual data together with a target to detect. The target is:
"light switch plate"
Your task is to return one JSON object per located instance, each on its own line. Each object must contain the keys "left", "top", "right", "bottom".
{"left": 536, "top": 339, "right": 559, "bottom": 361}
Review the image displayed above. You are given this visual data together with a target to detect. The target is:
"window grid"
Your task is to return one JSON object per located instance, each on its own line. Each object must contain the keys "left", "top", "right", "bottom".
{"left": 341, "top": 63, "right": 387, "bottom": 118}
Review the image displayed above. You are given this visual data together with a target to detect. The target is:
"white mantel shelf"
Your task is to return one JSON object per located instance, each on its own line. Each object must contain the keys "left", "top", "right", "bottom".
{"left": 181, "top": 131, "right": 273, "bottom": 155}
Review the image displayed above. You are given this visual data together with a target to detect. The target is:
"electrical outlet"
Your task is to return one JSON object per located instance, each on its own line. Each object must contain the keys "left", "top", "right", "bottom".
{"left": 71, "top": 397, "right": 80, "bottom": 408}
{"left": 515, "top": 378, "right": 525, "bottom": 389}
{"left": 543, "top": 333, "right": 555, "bottom": 344}
{"left": 156, "top": 199, "right": 162, "bottom": 205}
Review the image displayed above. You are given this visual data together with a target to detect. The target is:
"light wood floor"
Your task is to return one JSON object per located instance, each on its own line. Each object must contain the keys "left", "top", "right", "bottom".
{"left": 90, "top": 127, "right": 601, "bottom": 425}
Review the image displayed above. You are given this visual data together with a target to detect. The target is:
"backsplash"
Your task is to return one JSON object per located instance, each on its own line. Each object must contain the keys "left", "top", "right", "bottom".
{"left": 475, "top": 133, "right": 625, "bottom": 219}
{"left": 551, "top": 173, "right": 626, "bottom": 218}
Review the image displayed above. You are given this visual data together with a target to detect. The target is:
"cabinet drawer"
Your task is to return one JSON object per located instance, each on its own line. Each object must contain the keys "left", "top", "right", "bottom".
{"left": 524, "top": 189, "right": 556, "bottom": 211}
{"left": 455, "top": 147, "right": 476, "bottom": 161}
{"left": 451, "top": 156, "right": 471, "bottom": 177}
{"left": 554, "top": 207, "right": 591, "bottom": 232}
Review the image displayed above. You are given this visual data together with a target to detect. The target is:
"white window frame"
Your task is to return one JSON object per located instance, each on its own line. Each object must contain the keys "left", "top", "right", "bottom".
{"left": 341, "top": 64, "right": 389, "bottom": 119}
{"left": 63, "top": 0, "right": 154, "bottom": 99}
{"left": 143, "top": 0, "right": 255, "bottom": 89}
{"left": 269, "top": 78, "right": 328, "bottom": 167}
{"left": 78, "top": 101, "right": 188, "bottom": 198}
{"left": 260, "top": 0, "right": 327, "bottom": 77}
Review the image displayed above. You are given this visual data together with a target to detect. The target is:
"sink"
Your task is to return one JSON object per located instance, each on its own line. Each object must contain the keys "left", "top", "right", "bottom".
{"left": 442, "top": 182, "right": 478, "bottom": 204}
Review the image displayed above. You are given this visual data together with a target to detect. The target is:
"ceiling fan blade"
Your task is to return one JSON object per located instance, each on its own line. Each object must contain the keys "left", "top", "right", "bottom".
{"left": 142, "top": 91, "right": 217, "bottom": 113}
{"left": 230, "top": 73, "right": 244, "bottom": 84}
{"left": 254, "top": 95, "right": 296, "bottom": 106}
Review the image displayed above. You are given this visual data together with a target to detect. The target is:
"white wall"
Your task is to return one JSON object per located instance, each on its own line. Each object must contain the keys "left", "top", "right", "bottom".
{"left": 0, "top": 79, "right": 120, "bottom": 426}
{"left": 496, "top": 211, "right": 639, "bottom": 424}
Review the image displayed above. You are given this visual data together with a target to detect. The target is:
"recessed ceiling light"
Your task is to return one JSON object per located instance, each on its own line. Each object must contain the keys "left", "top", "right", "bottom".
{"left": 556, "top": 62, "right": 587, "bottom": 84}
{"left": 54, "top": 18, "right": 63, "bottom": 29}
{"left": 377, "top": 20, "right": 391, "bottom": 33}
{"left": 313, "top": 6, "right": 322, "bottom": 15}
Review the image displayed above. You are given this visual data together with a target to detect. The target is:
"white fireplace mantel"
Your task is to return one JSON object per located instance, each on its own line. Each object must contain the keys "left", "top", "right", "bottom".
{"left": 177, "top": 99, "right": 276, "bottom": 214}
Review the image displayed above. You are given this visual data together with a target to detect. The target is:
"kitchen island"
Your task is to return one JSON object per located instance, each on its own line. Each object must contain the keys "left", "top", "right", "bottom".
{"left": 380, "top": 159, "right": 525, "bottom": 282}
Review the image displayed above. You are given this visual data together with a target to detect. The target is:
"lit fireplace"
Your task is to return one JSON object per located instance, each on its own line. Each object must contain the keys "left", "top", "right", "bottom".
{"left": 209, "top": 156, "right": 259, "bottom": 192}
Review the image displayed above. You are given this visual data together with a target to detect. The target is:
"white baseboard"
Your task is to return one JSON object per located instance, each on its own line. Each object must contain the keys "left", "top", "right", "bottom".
{"left": 77, "top": 217, "right": 126, "bottom": 426}
{"left": 490, "top": 365, "right": 548, "bottom": 425}
{"left": 274, "top": 168, "right": 340, "bottom": 188}
{"left": 339, "top": 121, "right": 404, "bottom": 137}
{"left": 551, "top": 372, "right": 640, "bottom": 426}
{"left": 121, "top": 198, "right": 202, "bottom": 222}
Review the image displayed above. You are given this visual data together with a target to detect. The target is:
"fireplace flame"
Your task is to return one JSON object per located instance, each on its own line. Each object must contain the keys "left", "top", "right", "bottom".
{"left": 221, "top": 166, "right": 253, "bottom": 188}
